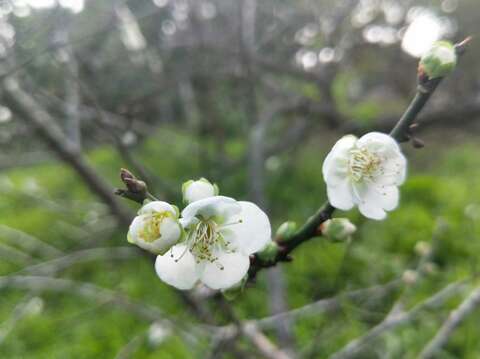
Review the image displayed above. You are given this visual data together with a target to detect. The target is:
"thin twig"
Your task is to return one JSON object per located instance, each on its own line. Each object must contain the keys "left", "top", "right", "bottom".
{"left": 213, "top": 279, "right": 400, "bottom": 349}
{"left": 16, "top": 247, "right": 137, "bottom": 276}
{"left": 255, "top": 279, "right": 400, "bottom": 330}
{"left": 242, "top": 322, "right": 293, "bottom": 359}
{"left": 328, "top": 281, "right": 467, "bottom": 359}
{"left": 419, "top": 285, "right": 480, "bottom": 359}
{"left": 0, "top": 275, "right": 198, "bottom": 342}
{"left": 216, "top": 296, "right": 293, "bottom": 359}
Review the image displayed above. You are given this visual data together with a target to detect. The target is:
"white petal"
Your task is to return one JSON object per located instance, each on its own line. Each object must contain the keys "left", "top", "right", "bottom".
{"left": 179, "top": 216, "right": 199, "bottom": 229}
{"left": 358, "top": 202, "right": 387, "bottom": 220}
{"left": 200, "top": 251, "right": 250, "bottom": 290}
{"left": 128, "top": 214, "right": 182, "bottom": 255}
{"left": 224, "top": 201, "right": 272, "bottom": 255}
{"left": 322, "top": 155, "right": 350, "bottom": 186}
{"left": 378, "top": 186, "right": 399, "bottom": 211}
{"left": 357, "top": 132, "right": 400, "bottom": 154}
{"left": 181, "top": 196, "right": 241, "bottom": 223}
{"left": 381, "top": 152, "right": 407, "bottom": 185}
{"left": 363, "top": 185, "right": 399, "bottom": 211}
{"left": 326, "top": 178, "right": 355, "bottom": 210}
{"left": 184, "top": 180, "right": 216, "bottom": 204}
{"left": 326, "top": 135, "right": 358, "bottom": 159}
{"left": 155, "top": 245, "right": 200, "bottom": 290}
{"left": 139, "top": 201, "right": 176, "bottom": 216}
{"left": 323, "top": 135, "right": 357, "bottom": 184}
{"left": 156, "top": 217, "right": 182, "bottom": 251}
{"left": 127, "top": 215, "right": 146, "bottom": 244}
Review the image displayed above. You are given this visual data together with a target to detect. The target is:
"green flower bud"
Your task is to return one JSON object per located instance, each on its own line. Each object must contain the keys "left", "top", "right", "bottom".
{"left": 419, "top": 41, "right": 457, "bottom": 79}
{"left": 321, "top": 218, "right": 356, "bottom": 242}
{"left": 256, "top": 242, "right": 280, "bottom": 263}
{"left": 414, "top": 241, "right": 431, "bottom": 257}
{"left": 402, "top": 269, "right": 418, "bottom": 285}
{"left": 182, "top": 178, "right": 218, "bottom": 204}
{"left": 276, "top": 221, "right": 297, "bottom": 241}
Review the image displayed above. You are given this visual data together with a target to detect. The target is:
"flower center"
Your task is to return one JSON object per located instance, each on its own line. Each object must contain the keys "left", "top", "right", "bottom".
{"left": 139, "top": 212, "right": 172, "bottom": 243}
{"left": 348, "top": 148, "right": 382, "bottom": 182}
{"left": 174, "top": 218, "right": 242, "bottom": 269}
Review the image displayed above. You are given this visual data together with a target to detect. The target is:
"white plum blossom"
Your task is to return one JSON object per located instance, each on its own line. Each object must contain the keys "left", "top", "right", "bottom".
{"left": 322, "top": 132, "right": 407, "bottom": 220}
{"left": 182, "top": 178, "right": 218, "bottom": 204}
{"left": 128, "top": 201, "right": 183, "bottom": 255}
{"left": 155, "top": 196, "right": 271, "bottom": 290}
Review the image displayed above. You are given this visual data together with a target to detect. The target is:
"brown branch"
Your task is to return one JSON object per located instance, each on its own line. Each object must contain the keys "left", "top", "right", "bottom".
{"left": 2, "top": 76, "right": 132, "bottom": 226}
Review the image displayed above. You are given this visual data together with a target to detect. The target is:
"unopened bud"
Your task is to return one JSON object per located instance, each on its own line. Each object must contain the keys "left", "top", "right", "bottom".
{"left": 120, "top": 168, "right": 135, "bottom": 182}
{"left": 424, "top": 262, "right": 439, "bottom": 275}
{"left": 276, "top": 221, "right": 297, "bottom": 241}
{"left": 402, "top": 269, "right": 418, "bottom": 285}
{"left": 256, "top": 242, "right": 280, "bottom": 263}
{"left": 120, "top": 168, "right": 147, "bottom": 194}
{"left": 465, "top": 204, "right": 480, "bottom": 220}
{"left": 419, "top": 41, "right": 457, "bottom": 79}
{"left": 124, "top": 177, "right": 147, "bottom": 194}
{"left": 411, "top": 137, "right": 425, "bottom": 149}
{"left": 147, "top": 321, "right": 171, "bottom": 347}
{"left": 414, "top": 241, "right": 431, "bottom": 257}
{"left": 321, "top": 218, "right": 356, "bottom": 242}
{"left": 182, "top": 178, "right": 218, "bottom": 204}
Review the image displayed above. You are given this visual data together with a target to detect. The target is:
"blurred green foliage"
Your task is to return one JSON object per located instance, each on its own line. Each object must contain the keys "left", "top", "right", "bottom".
{"left": 1, "top": 129, "right": 480, "bottom": 358}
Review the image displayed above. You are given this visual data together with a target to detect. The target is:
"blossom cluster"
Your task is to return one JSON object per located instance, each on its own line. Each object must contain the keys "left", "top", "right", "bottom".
{"left": 124, "top": 41, "right": 458, "bottom": 292}
{"left": 128, "top": 179, "right": 272, "bottom": 290}
{"left": 128, "top": 132, "right": 407, "bottom": 291}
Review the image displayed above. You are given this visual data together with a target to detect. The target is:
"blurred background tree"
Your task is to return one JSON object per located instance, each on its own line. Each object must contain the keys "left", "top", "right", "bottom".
{"left": 0, "top": 0, "right": 479, "bottom": 358}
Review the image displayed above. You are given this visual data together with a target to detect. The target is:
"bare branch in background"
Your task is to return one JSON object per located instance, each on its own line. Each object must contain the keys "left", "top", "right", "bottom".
{"left": 328, "top": 281, "right": 468, "bottom": 359}
{"left": 1, "top": 76, "right": 132, "bottom": 226}
{"left": 238, "top": 0, "right": 296, "bottom": 352}
{"left": 17, "top": 247, "right": 137, "bottom": 276}
{"left": 0, "top": 225, "right": 63, "bottom": 258}
{"left": 241, "top": 322, "right": 293, "bottom": 359}
{"left": 52, "top": 12, "right": 82, "bottom": 152}
{"left": 0, "top": 275, "right": 199, "bottom": 342}
{"left": 419, "top": 285, "right": 480, "bottom": 359}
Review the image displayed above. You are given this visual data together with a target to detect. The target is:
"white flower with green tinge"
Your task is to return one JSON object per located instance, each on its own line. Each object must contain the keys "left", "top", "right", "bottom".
{"left": 182, "top": 178, "right": 219, "bottom": 204}
{"left": 128, "top": 201, "right": 183, "bottom": 255}
{"left": 155, "top": 196, "right": 271, "bottom": 290}
{"left": 322, "top": 132, "right": 407, "bottom": 220}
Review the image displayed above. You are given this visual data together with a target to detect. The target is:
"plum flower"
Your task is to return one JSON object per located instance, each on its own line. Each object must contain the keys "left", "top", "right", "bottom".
{"left": 155, "top": 196, "right": 271, "bottom": 290}
{"left": 128, "top": 201, "right": 183, "bottom": 254}
{"left": 322, "top": 132, "right": 407, "bottom": 220}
